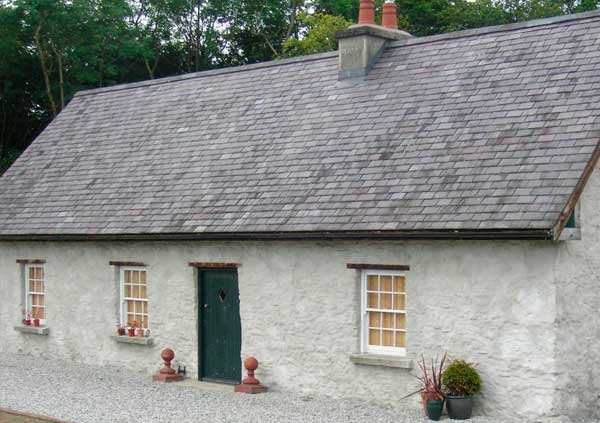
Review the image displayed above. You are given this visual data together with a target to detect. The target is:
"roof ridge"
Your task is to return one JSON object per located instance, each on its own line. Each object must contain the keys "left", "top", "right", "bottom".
{"left": 390, "top": 8, "right": 600, "bottom": 48}
{"left": 74, "top": 51, "right": 338, "bottom": 98}
{"left": 73, "top": 8, "right": 600, "bottom": 98}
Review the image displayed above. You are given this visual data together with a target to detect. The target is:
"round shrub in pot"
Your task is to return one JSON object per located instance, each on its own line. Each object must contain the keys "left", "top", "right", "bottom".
{"left": 442, "top": 360, "right": 482, "bottom": 420}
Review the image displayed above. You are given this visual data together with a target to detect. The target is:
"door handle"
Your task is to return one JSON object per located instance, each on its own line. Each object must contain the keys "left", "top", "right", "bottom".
{"left": 204, "top": 304, "right": 210, "bottom": 309}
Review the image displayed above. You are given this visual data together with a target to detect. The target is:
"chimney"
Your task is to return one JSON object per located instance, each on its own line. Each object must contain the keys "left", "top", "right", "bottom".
{"left": 335, "top": 0, "right": 411, "bottom": 80}
{"left": 382, "top": 0, "right": 398, "bottom": 30}
{"left": 358, "top": 0, "right": 375, "bottom": 25}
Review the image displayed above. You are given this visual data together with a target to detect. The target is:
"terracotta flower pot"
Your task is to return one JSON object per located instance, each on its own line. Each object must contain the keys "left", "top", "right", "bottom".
{"left": 117, "top": 327, "right": 126, "bottom": 336}
{"left": 33, "top": 319, "right": 40, "bottom": 327}
{"left": 137, "top": 328, "right": 144, "bottom": 337}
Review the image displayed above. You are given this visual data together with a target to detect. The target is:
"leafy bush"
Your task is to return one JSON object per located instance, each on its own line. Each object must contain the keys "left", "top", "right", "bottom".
{"left": 442, "top": 360, "right": 482, "bottom": 396}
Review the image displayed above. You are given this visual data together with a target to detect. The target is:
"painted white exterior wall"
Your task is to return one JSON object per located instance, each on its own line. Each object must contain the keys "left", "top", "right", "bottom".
{"left": 554, "top": 161, "right": 600, "bottom": 421}
{"left": 0, "top": 238, "right": 560, "bottom": 420}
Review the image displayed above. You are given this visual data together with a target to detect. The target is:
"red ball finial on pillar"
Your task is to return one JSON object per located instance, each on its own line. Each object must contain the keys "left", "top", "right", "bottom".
{"left": 152, "top": 348, "right": 184, "bottom": 382}
{"left": 358, "top": 0, "right": 376, "bottom": 25}
{"left": 235, "top": 356, "right": 268, "bottom": 394}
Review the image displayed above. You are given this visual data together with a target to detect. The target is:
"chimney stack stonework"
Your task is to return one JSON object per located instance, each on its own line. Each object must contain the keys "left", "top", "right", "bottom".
{"left": 335, "top": 1, "right": 411, "bottom": 80}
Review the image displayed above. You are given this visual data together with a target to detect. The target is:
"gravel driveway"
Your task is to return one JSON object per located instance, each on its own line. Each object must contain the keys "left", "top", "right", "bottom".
{"left": 0, "top": 353, "right": 580, "bottom": 423}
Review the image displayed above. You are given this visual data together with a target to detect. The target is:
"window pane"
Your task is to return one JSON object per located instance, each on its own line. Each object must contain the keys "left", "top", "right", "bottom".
{"left": 133, "top": 285, "right": 140, "bottom": 298}
{"left": 29, "top": 267, "right": 35, "bottom": 280}
{"left": 142, "top": 302, "right": 147, "bottom": 314}
{"left": 140, "top": 285, "right": 147, "bottom": 299}
{"left": 393, "top": 294, "right": 405, "bottom": 311}
{"left": 382, "top": 312, "right": 394, "bottom": 329}
{"left": 380, "top": 293, "right": 392, "bottom": 309}
{"left": 369, "top": 329, "right": 380, "bottom": 346}
{"left": 141, "top": 316, "right": 148, "bottom": 329}
{"left": 367, "top": 275, "right": 378, "bottom": 291}
{"left": 127, "top": 314, "right": 136, "bottom": 326}
{"left": 396, "top": 331, "right": 406, "bottom": 348}
{"left": 140, "top": 271, "right": 147, "bottom": 285}
{"left": 369, "top": 311, "right": 381, "bottom": 328}
{"left": 380, "top": 275, "right": 392, "bottom": 292}
{"left": 125, "top": 271, "right": 131, "bottom": 284}
{"left": 32, "top": 307, "right": 44, "bottom": 319}
{"left": 125, "top": 284, "right": 132, "bottom": 297}
{"left": 368, "top": 293, "right": 378, "bottom": 308}
{"left": 127, "top": 300, "right": 134, "bottom": 313}
{"left": 396, "top": 313, "right": 406, "bottom": 329}
{"left": 382, "top": 330, "right": 394, "bottom": 347}
{"left": 393, "top": 276, "right": 405, "bottom": 292}
{"left": 29, "top": 279, "right": 35, "bottom": 292}
{"left": 132, "top": 271, "right": 139, "bottom": 284}
{"left": 135, "top": 301, "right": 143, "bottom": 314}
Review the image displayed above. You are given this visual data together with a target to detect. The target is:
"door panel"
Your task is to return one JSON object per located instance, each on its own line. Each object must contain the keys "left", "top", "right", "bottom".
{"left": 199, "top": 269, "right": 241, "bottom": 384}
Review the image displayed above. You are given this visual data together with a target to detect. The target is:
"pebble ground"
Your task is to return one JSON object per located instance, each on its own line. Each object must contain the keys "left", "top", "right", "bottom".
{"left": 0, "top": 353, "right": 589, "bottom": 423}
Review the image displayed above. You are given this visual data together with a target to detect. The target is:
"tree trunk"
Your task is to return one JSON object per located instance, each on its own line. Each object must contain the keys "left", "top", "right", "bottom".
{"left": 33, "top": 13, "right": 57, "bottom": 118}
{"left": 144, "top": 57, "right": 155, "bottom": 79}
{"left": 49, "top": 41, "right": 65, "bottom": 111}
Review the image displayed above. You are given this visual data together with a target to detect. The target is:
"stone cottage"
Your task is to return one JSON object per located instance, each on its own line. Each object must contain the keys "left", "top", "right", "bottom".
{"left": 1, "top": 2, "right": 600, "bottom": 420}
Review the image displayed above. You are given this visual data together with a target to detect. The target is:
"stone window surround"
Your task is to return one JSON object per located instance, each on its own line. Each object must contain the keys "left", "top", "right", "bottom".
{"left": 111, "top": 335, "right": 153, "bottom": 346}
{"left": 349, "top": 353, "right": 413, "bottom": 369}
{"left": 347, "top": 263, "right": 411, "bottom": 367}
{"left": 14, "top": 325, "right": 49, "bottom": 335}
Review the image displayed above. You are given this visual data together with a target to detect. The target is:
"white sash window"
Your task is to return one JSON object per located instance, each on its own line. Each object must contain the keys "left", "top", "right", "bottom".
{"left": 362, "top": 271, "right": 406, "bottom": 355}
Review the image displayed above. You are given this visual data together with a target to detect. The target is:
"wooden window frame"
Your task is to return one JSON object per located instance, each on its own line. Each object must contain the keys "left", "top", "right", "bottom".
{"left": 24, "top": 264, "right": 46, "bottom": 324}
{"left": 119, "top": 266, "right": 149, "bottom": 329}
{"left": 361, "top": 270, "right": 406, "bottom": 356}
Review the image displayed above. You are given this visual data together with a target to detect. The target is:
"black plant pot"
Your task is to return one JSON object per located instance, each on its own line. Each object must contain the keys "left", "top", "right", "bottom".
{"left": 446, "top": 395, "right": 473, "bottom": 420}
{"left": 426, "top": 399, "right": 444, "bottom": 421}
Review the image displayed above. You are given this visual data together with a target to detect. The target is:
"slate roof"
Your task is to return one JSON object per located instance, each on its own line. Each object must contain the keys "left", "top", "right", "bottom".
{"left": 2, "top": 11, "right": 600, "bottom": 240}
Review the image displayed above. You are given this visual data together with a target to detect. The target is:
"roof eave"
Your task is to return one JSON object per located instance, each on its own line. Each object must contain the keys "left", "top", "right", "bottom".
{"left": 0, "top": 229, "right": 554, "bottom": 242}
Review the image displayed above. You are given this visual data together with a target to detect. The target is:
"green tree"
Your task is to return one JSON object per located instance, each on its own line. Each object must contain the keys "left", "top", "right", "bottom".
{"left": 283, "top": 12, "right": 352, "bottom": 57}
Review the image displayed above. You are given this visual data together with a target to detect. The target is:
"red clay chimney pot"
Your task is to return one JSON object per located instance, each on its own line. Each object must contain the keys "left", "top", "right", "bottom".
{"left": 358, "top": 0, "right": 376, "bottom": 25}
{"left": 382, "top": 1, "right": 398, "bottom": 29}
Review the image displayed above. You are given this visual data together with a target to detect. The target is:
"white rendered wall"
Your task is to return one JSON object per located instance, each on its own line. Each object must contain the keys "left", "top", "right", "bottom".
{"left": 554, "top": 161, "right": 600, "bottom": 421}
{"left": 0, "top": 238, "right": 560, "bottom": 420}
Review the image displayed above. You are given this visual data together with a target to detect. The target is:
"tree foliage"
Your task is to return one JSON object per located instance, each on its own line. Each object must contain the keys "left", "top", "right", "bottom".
{"left": 0, "top": 0, "right": 599, "bottom": 174}
{"left": 283, "top": 12, "right": 352, "bottom": 57}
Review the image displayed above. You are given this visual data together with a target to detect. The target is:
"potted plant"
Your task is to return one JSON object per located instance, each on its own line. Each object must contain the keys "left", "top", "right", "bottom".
{"left": 127, "top": 321, "right": 137, "bottom": 337}
{"left": 117, "top": 323, "right": 126, "bottom": 336}
{"left": 33, "top": 318, "right": 40, "bottom": 327}
{"left": 136, "top": 324, "right": 145, "bottom": 337}
{"left": 24, "top": 312, "right": 32, "bottom": 326}
{"left": 442, "top": 359, "right": 482, "bottom": 420}
{"left": 419, "top": 353, "right": 446, "bottom": 421}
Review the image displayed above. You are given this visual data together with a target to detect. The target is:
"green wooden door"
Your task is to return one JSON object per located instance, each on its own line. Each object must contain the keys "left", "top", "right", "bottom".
{"left": 198, "top": 269, "right": 242, "bottom": 384}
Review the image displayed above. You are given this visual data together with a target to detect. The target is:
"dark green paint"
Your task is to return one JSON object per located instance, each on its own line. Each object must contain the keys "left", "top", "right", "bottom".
{"left": 566, "top": 211, "right": 576, "bottom": 228}
{"left": 198, "top": 269, "right": 242, "bottom": 384}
